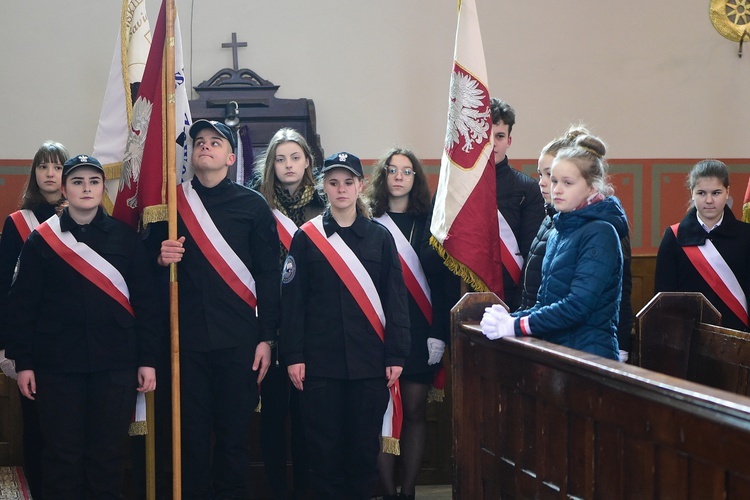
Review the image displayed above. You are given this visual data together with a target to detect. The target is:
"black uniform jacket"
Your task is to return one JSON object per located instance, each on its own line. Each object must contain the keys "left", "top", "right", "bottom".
{"left": 6, "top": 207, "right": 163, "bottom": 373}
{"left": 495, "top": 156, "right": 545, "bottom": 310}
{"left": 280, "top": 211, "right": 410, "bottom": 380}
{"left": 155, "top": 176, "right": 281, "bottom": 351}
{"left": 0, "top": 203, "right": 57, "bottom": 348}
{"left": 655, "top": 206, "right": 750, "bottom": 332}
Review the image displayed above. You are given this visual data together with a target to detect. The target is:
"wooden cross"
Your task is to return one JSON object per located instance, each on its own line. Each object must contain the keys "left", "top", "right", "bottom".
{"left": 222, "top": 32, "right": 247, "bottom": 71}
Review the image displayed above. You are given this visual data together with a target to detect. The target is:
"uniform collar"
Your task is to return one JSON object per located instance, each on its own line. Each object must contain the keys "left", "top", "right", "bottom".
{"left": 59, "top": 206, "right": 110, "bottom": 232}
{"left": 696, "top": 210, "right": 724, "bottom": 233}
{"left": 322, "top": 209, "right": 368, "bottom": 238}
{"left": 191, "top": 175, "right": 232, "bottom": 195}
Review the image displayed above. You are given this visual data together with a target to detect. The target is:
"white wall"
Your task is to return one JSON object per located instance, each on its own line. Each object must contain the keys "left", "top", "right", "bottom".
{"left": 1, "top": 1, "right": 748, "bottom": 161}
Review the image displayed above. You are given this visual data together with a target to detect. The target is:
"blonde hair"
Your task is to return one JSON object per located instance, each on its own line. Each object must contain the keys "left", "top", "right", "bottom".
{"left": 555, "top": 134, "right": 614, "bottom": 196}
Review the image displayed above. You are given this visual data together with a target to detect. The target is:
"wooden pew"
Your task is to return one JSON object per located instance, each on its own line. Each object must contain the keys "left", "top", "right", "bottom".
{"left": 634, "top": 292, "right": 750, "bottom": 397}
{"left": 452, "top": 292, "right": 750, "bottom": 499}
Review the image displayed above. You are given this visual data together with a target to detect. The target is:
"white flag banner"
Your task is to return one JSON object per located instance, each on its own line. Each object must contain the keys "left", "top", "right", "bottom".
{"left": 92, "top": 0, "right": 152, "bottom": 212}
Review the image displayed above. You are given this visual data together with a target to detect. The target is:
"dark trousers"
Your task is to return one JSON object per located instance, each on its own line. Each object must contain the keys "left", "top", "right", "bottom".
{"left": 260, "top": 356, "right": 308, "bottom": 499}
{"left": 34, "top": 369, "right": 137, "bottom": 499}
{"left": 300, "top": 377, "right": 389, "bottom": 500}
{"left": 20, "top": 392, "right": 45, "bottom": 499}
{"left": 180, "top": 345, "right": 259, "bottom": 500}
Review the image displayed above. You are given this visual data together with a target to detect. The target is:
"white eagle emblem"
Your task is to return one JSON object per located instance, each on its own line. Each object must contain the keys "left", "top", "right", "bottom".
{"left": 338, "top": 153, "right": 348, "bottom": 162}
{"left": 120, "top": 96, "right": 153, "bottom": 208}
{"left": 445, "top": 71, "right": 490, "bottom": 154}
{"left": 78, "top": 155, "right": 89, "bottom": 162}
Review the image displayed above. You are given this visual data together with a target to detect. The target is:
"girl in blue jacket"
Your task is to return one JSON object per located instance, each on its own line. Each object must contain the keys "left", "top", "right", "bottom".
{"left": 481, "top": 134, "right": 627, "bottom": 360}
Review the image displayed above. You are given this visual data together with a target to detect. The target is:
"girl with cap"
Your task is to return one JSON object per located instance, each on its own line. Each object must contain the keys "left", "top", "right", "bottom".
{"left": 6, "top": 154, "right": 162, "bottom": 498}
{"left": 280, "top": 151, "right": 410, "bottom": 499}
{"left": 364, "top": 147, "right": 447, "bottom": 500}
{"left": 0, "top": 140, "right": 68, "bottom": 499}
{"left": 480, "top": 134, "right": 627, "bottom": 360}
{"left": 252, "top": 127, "right": 324, "bottom": 498}
{"left": 655, "top": 159, "right": 750, "bottom": 332}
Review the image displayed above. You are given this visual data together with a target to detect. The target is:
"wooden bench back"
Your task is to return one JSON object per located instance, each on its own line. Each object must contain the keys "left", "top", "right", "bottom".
{"left": 453, "top": 292, "right": 750, "bottom": 499}
{"left": 635, "top": 292, "right": 750, "bottom": 397}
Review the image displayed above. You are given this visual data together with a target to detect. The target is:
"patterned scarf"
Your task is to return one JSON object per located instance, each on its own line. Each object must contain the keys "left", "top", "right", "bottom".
{"left": 274, "top": 184, "right": 315, "bottom": 264}
{"left": 274, "top": 184, "right": 315, "bottom": 226}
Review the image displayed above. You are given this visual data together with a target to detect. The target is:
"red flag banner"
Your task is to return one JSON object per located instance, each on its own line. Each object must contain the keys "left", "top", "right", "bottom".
{"left": 113, "top": 0, "right": 192, "bottom": 228}
{"left": 430, "top": 0, "right": 503, "bottom": 295}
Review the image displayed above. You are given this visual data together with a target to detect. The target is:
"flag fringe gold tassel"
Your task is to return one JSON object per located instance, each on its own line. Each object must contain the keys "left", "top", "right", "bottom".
{"left": 743, "top": 202, "right": 750, "bottom": 224}
{"left": 428, "top": 386, "right": 445, "bottom": 403}
{"left": 430, "top": 235, "right": 489, "bottom": 293}
{"left": 381, "top": 436, "right": 400, "bottom": 456}
{"left": 142, "top": 204, "right": 169, "bottom": 228}
{"left": 128, "top": 420, "right": 148, "bottom": 436}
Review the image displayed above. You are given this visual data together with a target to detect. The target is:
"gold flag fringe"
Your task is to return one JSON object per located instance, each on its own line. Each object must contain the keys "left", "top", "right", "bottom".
{"left": 128, "top": 420, "right": 148, "bottom": 436}
{"left": 142, "top": 204, "right": 169, "bottom": 229}
{"left": 381, "top": 436, "right": 400, "bottom": 456}
{"left": 427, "top": 386, "right": 445, "bottom": 403}
{"left": 743, "top": 202, "right": 750, "bottom": 223}
{"left": 430, "top": 235, "right": 489, "bottom": 292}
{"left": 255, "top": 396, "right": 262, "bottom": 413}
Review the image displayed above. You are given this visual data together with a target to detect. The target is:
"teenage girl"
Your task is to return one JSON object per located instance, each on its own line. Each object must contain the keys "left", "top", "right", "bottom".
{"left": 655, "top": 159, "right": 750, "bottom": 332}
{"left": 280, "top": 151, "right": 410, "bottom": 499}
{"left": 0, "top": 140, "right": 68, "bottom": 499}
{"left": 365, "top": 147, "right": 446, "bottom": 500}
{"left": 6, "top": 155, "right": 162, "bottom": 498}
{"left": 481, "top": 134, "right": 627, "bottom": 360}
{"left": 253, "top": 127, "right": 324, "bottom": 498}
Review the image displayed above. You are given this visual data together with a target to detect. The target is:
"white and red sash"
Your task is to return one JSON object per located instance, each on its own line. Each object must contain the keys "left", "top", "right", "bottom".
{"left": 273, "top": 208, "right": 298, "bottom": 252}
{"left": 9, "top": 209, "right": 39, "bottom": 242}
{"left": 176, "top": 181, "right": 258, "bottom": 309}
{"left": 672, "top": 224, "right": 748, "bottom": 327}
{"left": 36, "top": 215, "right": 134, "bottom": 316}
{"left": 374, "top": 214, "right": 432, "bottom": 324}
{"left": 498, "top": 210, "right": 523, "bottom": 284}
{"left": 300, "top": 215, "right": 403, "bottom": 454}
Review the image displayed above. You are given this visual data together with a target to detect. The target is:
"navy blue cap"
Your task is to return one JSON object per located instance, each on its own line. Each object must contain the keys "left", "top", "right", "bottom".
{"left": 321, "top": 151, "right": 363, "bottom": 178}
{"left": 62, "top": 155, "right": 104, "bottom": 178}
{"left": 189, "top": 119, "right": 236, "bottom": 152}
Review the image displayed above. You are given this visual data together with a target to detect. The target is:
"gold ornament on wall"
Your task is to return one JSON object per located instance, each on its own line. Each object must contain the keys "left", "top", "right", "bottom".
{"left": 710, "top": 0, "right": 750, "bottom": 57}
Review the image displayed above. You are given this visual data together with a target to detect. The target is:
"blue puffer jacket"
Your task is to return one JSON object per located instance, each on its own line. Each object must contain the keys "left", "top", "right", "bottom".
{"left": 512, "top": 196, "right": 628, "bottom": 360}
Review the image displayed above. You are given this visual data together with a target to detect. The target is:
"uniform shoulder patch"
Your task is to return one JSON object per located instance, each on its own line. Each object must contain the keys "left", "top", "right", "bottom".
{"left": 282, "top": 255, "right": 296, "bottom": 284}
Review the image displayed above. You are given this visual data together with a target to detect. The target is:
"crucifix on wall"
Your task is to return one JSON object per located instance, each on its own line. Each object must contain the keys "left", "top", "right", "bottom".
{"left": 222, "top": 32, "right": 247, "bottom": 70}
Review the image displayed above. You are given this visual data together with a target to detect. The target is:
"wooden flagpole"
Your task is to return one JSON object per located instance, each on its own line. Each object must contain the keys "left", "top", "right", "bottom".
{"left": 164, "top": 0, "right": 182, "bottom": 498}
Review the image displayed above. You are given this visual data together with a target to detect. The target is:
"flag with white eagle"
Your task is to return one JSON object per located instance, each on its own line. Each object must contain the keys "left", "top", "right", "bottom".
{"left": 92, "top": 0, "right": 152, "bottom": 213}
{"left": 430, "top": 0, "right": 503, "bottom": 295}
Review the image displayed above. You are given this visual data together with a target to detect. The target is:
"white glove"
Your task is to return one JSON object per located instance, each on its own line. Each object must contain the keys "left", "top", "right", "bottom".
{"left": 480, "top": 307, "right": 516, "bottom": 340}
{"left": 619, "top": 350, "right": 629, "bottom": 363}
{"left": 426, "top": 338, "right": 445, "bottom": 365}
{"left": 0, "top": 350, "right": 18, "bottom": 380}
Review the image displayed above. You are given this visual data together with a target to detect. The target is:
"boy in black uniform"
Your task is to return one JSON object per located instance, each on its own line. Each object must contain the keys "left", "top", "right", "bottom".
{"left": 158, "top": 120, "right": 281, "bottom": 499}
{"left": 490, "top": 98, "right": 545, "bottom": 310}
{"left": 7, "top": 155, "right": 162, "bottom": 498}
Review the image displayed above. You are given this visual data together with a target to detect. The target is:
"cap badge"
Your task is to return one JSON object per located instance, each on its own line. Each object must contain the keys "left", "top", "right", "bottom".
{"left": 338, "top": 153, "right": 348, "bottom": 163}
{"left": 78, "top": 155, "right": 89, "bottom": 162}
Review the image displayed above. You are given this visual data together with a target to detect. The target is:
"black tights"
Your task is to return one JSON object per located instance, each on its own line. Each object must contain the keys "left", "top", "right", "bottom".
{"left": 377, "top": 379, "right": 429, "bottom": 496}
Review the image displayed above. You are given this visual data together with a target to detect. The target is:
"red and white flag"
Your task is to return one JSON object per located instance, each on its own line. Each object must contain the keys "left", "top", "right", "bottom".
{"left": 112, "top": 0, "right": 192, "bottom": 228}
{"left": 92, "top": 0, "right": 152, "bottom": 213}
{"left": 430, "top": 0, "right": 503, "bottom": 296}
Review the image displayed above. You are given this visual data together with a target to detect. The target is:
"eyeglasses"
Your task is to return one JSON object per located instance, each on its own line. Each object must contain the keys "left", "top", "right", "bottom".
{"left": 385, "top": 165, "right": 414, "bottom": 177}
